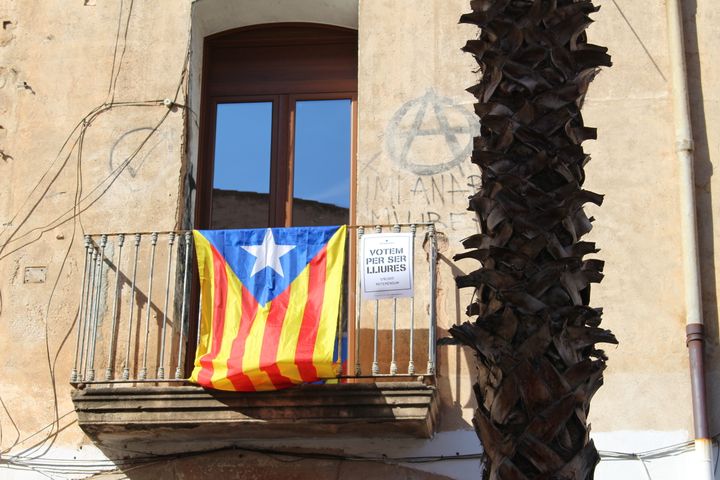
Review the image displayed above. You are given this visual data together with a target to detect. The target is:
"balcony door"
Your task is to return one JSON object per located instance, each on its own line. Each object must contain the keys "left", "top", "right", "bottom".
{"left": 196, "top": 24, "right": 358, "bottom": 229}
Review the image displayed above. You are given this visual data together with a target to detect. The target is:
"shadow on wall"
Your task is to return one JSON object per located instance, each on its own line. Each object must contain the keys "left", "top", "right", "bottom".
{"left": 682, "top": 0, "right": 720, "bottom": 434}
{"left": 436, "top": 253, "right": 478, "bottom": 432}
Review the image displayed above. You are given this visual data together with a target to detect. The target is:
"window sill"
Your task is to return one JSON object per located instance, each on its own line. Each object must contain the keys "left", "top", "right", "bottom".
{"left": 71, "top": 382, "right": 438, "bottom": 446}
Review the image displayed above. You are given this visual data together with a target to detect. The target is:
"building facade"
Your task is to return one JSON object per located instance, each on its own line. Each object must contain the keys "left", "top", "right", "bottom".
{"left": 0, "top": 1, "right": 719, "bottom": 479}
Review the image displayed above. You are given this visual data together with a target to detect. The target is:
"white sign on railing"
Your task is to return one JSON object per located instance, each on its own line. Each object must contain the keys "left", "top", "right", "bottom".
{"left": 360, "top": 232, "right": 414, "bottom": 300}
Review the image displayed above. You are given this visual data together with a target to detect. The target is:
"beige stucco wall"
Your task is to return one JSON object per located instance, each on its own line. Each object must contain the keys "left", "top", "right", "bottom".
{"left": 0, "top": 0, "right": 191, "bottom": 458}
{"left": 582, "top": 0, "right": 692, "bottom": 432}
{"left": 1, "top": 0, "right": 719, "bottom": 479}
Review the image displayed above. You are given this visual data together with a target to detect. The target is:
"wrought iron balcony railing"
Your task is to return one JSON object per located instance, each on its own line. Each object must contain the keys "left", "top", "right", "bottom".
{"left": 70, "top": 224, "right": 438, "bottom": 386}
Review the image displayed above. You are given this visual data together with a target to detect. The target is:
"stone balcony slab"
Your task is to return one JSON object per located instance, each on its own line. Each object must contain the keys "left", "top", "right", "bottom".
{"left": 72, "top": 381, "right": 438, "bottom": 447}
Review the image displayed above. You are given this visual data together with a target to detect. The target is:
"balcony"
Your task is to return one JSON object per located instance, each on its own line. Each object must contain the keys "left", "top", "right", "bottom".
{"left": 70, "top": 224, "right": 440, "bottom": 447}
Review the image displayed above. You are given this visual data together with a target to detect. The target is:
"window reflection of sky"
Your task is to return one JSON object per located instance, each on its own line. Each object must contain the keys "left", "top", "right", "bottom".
{"left": 294, "top": 99, "right": 351, "bottom": 208}
{"left": 213, "top": 102, "right": 272, "bottom": 194}
{"left": 212, "top": 99, "right": 351, "bottom": 209}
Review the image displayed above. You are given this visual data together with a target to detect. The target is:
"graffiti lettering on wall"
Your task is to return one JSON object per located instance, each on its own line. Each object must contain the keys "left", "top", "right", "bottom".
{"left": 366, "top": 171, "right": 481, "bottom": 232}
{"left": 385, "top": 89, "right": 479, "bottom": 176}
{"left": 369, "top": 208, "right": 478, "bottom": 233}
{"left": 370, "top": 172, "right": 481, "bottom": 206}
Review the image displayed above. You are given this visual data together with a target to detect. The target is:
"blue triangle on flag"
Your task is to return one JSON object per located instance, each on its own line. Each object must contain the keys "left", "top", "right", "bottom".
{"left": 198, "top": 226, "right": 341, "bottom": 306}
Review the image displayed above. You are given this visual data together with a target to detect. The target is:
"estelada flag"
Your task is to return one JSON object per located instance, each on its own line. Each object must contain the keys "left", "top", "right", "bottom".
{"left": 189, "top": 225, "right": 347, "bottom": 391}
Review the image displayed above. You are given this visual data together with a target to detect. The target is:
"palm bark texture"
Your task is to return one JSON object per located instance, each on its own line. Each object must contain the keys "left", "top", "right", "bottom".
{"left": 445, "top": 1, "right": 618, "bottom": 479}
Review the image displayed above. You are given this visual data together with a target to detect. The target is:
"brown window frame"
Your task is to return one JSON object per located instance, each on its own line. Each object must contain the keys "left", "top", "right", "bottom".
{"left": 195, "top": 23, "right": 358, "bottom": 229}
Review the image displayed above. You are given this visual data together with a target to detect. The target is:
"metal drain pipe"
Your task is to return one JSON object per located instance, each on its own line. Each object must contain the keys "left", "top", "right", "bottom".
{"left": 665, "top": 1, "right": 713, "bottom": 478}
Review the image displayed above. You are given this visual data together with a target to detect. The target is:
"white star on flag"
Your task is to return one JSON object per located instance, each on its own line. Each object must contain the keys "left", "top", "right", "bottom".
{"left": 242, "top": 229, "right": 296, "bottom": 278}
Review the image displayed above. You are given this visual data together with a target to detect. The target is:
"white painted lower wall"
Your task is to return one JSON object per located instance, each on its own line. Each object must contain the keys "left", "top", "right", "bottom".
{"left": 593, "top": 430, "right": 703, "bottom": 480}
{"left": 0, "top": 444, "right": 117, "bottom": 480}
{"left": 1, "top": 430, "right": 715, "bottom": 480}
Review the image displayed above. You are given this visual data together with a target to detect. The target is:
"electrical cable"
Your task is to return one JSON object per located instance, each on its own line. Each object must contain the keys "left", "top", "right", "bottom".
{"left": 0, "top": 411, "right": 75, "bottom": 456}
{"left": 19, "top": 125, "right": 99, "bottom": 457}
{"left": 0, "top": 102, "right": 172, "bottom": 256}
{"left": 0, "top": 101, "right": 169, "bottom": 460}
{"left": 3, "top": 436, "right": 715, "bottom": 479}
{"left": 0, "top": 438, "right": 714, "bottom": 480}
{"left": 638, "top": 455, "right": 652, "bottom": 480}
{"left": 0, "top": 102, "right": 104, "bottom": 242}
{"left": 108, "top": 0, "right": 135, "bottom": 105}
{"left": 0, "top": 101, "right": 158, "bottom": 257}
{"left": 9, "top": 104, "right": 178, "bottom": 461}
{"left": 0, "top": 99, "right": 192, "bottom": 258}
{"left": 0, "top": 395, "right": 20, "bottom": 453}
{"left": 105, "top": 0, "right": 125, "bottom": 102}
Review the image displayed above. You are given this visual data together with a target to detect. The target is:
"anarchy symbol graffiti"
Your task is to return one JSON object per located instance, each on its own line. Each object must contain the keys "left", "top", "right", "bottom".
{"left": 385, "top": 90, "right": 479, "bottom": 176}
{"left": 108, "top": 127, "right": 171, "bottom": 192}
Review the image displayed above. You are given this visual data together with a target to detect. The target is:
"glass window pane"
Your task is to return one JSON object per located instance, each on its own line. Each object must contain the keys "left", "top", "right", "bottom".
{"left": 292, "top": 99, "right": 351, "bottom": 226}
{"left": 211, "top": 102, "right": 272, "bottom": 229}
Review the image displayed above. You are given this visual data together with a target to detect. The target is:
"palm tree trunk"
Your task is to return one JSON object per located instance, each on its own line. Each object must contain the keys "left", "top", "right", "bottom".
{"left": 444, "top": 1, "right": 617, "bottom": 478}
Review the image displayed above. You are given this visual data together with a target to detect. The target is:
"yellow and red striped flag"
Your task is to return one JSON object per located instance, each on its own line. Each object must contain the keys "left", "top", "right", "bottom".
{"left": 189, "top": 226, "right": 347, "bottom": 391}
